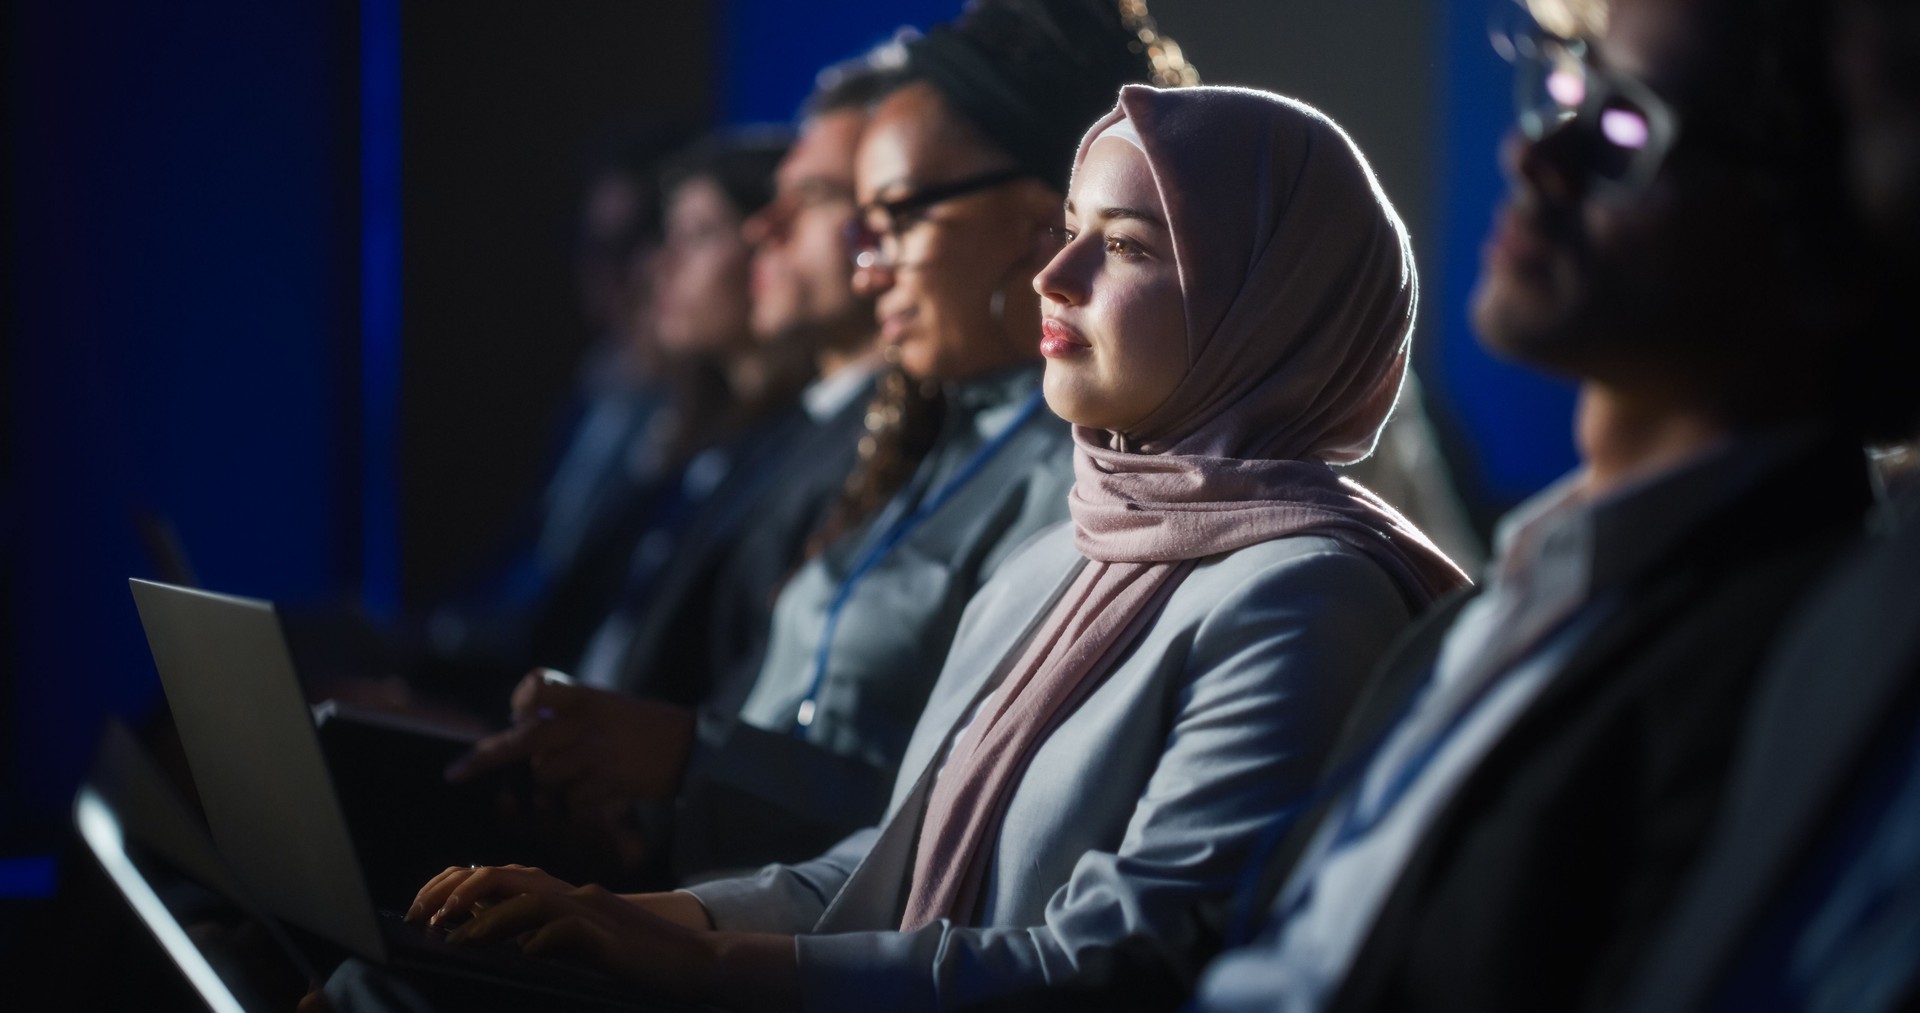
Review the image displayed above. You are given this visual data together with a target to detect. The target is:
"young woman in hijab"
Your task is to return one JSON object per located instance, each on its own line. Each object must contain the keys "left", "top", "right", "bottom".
{"left": 405, "top": 84, "right": 1468, "bottom": 1012}
{"left": 444, "top": 0, "right": 1192, "bottom": 881}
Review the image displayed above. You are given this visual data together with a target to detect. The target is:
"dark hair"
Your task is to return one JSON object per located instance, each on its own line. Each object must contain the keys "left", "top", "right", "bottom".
{"left": 658, "top": 127, "right": 793, "bottom": 220}
{"left": 807, "top": 365, "right": 948, "bottom": 559}
{"left": 577, "top": 123, "right": 698, "bottom": 257}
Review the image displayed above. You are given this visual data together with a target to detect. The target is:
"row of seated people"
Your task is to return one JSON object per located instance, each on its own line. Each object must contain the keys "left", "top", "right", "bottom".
{"left": 300, "top": 0, "right": 1920, "bottom": 1009}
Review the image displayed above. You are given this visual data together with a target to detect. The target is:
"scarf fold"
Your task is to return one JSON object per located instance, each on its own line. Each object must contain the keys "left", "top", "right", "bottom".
{"left": 900, "top": 85, "right": 1470, "bottom": 931}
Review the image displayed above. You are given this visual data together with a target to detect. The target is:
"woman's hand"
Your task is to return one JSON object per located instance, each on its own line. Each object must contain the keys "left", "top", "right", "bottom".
{"left": 447, "top": 882, "right": 719, "bottom": 994}
{"left": 408, "top": 867, "right": 798, "bottom": 1010}
{"left": 405, "top": 863, "right": 574, "bottom": 927}
{"left": 443, "top": 669, "right": 696, "bottom": 814}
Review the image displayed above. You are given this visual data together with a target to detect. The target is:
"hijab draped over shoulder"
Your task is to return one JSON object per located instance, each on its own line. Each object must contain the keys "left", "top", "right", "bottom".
{"left": 903, "top": 85, "right": 1470, "bottom": 931}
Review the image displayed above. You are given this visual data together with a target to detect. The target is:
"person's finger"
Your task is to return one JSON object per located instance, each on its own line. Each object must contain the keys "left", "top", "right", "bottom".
{"left": 570, "top": 881, "right": 636, "bottom": 917}
{"left": 446, "top": 888, "right": 570, "bottom": 945}
{"left": 510, "top": 668, "right": 580, "bottom": 722}
{"left": 431, "top": 864, "right": 549, "bottom": 926}
{"left": 521, "top": 887, "right": 694, "bottom": 986}
{"left": 445, "top": 722, "right": 538, "bottom": 782}
{"left": 519, "top": 913, "right": 621, "bottom": 968}
{"left": 453, "top": 708, "right": 585, "bottom": 782}
{"left": 506, "top": 669, "right": 548, "bottom": 717}
{"left": 408, "top": 866, "right": 477, "bottom": 922}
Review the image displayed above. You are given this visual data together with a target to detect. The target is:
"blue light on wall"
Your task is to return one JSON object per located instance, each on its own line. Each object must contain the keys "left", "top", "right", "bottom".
{"left": 717, "top": 0, "right": 960, "bottom": 125}
{"left": 7, "top": 1, "right": 348, "bottom": 819}
{"left": 0, "top": 857, "right": 57, "bottom": 899}
{"left": 362, "top": 0, "right": 403, "bottom": 622}
{"left": 1433, "top": 0, "right": 1579, "bottom": 508}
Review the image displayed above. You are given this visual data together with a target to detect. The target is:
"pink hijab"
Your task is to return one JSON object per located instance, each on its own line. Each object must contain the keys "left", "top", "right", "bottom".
{"left": 901, "top": 85, "right": 1469, "bottom": 931}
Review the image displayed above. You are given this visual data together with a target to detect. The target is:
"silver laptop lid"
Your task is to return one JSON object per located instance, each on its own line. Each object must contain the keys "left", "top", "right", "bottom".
{"left": 129, "top": 578, "right": 384, "bottom": 960}
{"left": 75, "top": 720, "right": 250, "bottom": 1013}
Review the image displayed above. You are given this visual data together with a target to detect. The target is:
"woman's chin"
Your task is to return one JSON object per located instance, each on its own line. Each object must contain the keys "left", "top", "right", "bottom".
{"left": 902, "top": 352, "right": 958, "bottom": 385}
{"left": 1040, "top": 378, "right": 1111, "bottom": 432}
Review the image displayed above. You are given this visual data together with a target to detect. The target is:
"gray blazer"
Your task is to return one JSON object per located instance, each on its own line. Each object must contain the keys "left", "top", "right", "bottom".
{"left": 673, "top": 368, "right": 1077, "bottom": 875}
{"left": 685, "top": 523, "right": 1414, "bottom": 1010}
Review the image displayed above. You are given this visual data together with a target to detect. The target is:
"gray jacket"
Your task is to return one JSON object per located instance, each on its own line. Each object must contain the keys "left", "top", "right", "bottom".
{"left": 673, "top": 367, "right": 1077, "bottom": 876}
{"left": 685, "top": 523, "right": 1414, "bottom": 1010}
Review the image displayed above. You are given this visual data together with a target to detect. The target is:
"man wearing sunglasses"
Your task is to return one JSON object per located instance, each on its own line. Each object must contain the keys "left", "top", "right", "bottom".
{"left": 1191, "top": 0, "right": 1903, "bottom": 1010}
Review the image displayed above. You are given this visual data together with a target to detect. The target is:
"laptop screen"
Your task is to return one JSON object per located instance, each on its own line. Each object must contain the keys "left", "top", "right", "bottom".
{"left": 129, "top": 579, "right": 384, "bottom": 961}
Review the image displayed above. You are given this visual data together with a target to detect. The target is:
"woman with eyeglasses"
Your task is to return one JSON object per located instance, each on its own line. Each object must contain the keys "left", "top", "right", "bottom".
{"left": 392, "top": 83, "right": 1467, "bottom": 1013}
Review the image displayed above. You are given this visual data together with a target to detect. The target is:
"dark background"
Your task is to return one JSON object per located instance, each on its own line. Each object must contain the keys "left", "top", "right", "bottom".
{"left": 1, "top": 0, "right": 1574, "bottom": 924}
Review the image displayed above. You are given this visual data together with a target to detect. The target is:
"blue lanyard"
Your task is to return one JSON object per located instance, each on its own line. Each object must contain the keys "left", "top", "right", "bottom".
{"left": 790, "top": 387, "right": 1048, "bottom": 736}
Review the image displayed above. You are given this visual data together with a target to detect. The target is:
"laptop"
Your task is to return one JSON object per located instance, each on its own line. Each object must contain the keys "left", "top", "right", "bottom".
{"left": 127, "top": 578, "right": 678, "bottom": 1007}
{"left": 76, "top": 719, "right": 315, "bottom": 1011}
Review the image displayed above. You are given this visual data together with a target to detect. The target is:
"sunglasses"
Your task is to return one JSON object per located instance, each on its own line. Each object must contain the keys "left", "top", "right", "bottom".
{"left": 1494, "top": 8, "right": 1678, "bottom": 200}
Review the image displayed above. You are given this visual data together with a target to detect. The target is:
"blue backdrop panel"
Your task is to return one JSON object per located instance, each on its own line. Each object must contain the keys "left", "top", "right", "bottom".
{"left": 6, "top": 1, "right": 348, "bottom": 819}
{"left": 718, "top": 0, "right": 963, "bottom": 124}
{"left": 1433, "top": 0, "right": 1579, "bottom": 508}
{"left": 362, "top": 0, "right": 402, "bottom": 622}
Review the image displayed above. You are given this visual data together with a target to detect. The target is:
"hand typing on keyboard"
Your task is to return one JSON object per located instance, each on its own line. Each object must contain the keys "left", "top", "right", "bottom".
{"left": 403, "top": 863, "right": 795, "bottom": 1008}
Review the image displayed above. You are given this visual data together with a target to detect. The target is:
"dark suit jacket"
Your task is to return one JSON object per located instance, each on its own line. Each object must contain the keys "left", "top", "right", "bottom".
{"left": 1241, "top": 436, "right": 1877, "bottom": 1013}
{"left": 1619, "top": 493, "right": 1920, "bottom": 1012}
{"left": 608, "top": 382, "right": 872, "bottom": 710}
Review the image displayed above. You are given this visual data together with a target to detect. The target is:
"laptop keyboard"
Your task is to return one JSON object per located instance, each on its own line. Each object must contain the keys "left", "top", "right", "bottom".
{"left": 377, "top": 908, "right": 643, "bottom": 1004}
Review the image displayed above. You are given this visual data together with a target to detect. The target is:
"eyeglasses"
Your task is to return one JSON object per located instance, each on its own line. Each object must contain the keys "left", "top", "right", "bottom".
{"left": 846, "top": 167, "right": 1030, "bottom": 270}
{"left": 1494, "top": 10, "right": 1677, "bottom": 201}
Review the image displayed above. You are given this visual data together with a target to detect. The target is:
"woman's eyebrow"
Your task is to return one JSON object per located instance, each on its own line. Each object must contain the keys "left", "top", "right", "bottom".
{"left": 1062, "top": 198, "right": 1165, "bottom": 227}
{"left": 1099, "top": 206, "right": 1165, "bottom": 227}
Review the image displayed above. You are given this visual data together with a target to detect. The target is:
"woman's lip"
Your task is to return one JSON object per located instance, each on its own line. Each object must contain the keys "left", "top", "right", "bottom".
{"left": 878, "top": 307, "right": 916, "bottom": 343}
{"left": 1039, "top": 318, "right": 1089, "bottom": 358}
{"left": 1040, "top": 318, "right": 1088, "bottom": 344}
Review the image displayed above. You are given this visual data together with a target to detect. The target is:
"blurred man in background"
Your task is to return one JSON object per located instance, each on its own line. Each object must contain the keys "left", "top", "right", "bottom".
{"left": 444, "top": 46, "right": 910, "bottom": 887}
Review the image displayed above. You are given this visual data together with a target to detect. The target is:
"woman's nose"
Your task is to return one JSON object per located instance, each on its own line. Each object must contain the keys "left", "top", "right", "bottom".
{"left": 852, "top": 259, "right": 895, "bottom": 298}
{"left": 742, "top": 206, "right": 777, "bottom": 247}
{"left": 1032, "top": 237, "right": 1086, "bottom": 306}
